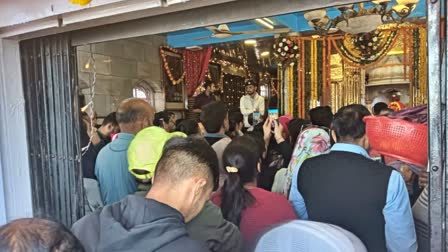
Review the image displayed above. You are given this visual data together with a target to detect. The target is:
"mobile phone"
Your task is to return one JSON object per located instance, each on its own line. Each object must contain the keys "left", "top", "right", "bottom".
{"left": 268, "top": 109, "right": 279, "bottom": 130}
{"left": 253, "top": 112, "right": 260, "bottom": 126}
{"left": 268, "top": 109, "right": 279, "bottom": 121}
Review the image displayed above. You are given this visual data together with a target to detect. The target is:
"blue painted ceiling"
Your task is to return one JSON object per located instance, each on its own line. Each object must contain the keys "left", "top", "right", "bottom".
{"left": 167, "top": 1, "right": 427, "bottom": 48}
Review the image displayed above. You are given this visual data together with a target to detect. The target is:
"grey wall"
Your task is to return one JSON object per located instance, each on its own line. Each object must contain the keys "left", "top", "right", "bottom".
{"left": 77, "top": 34, "right": 167, "bottom": 116}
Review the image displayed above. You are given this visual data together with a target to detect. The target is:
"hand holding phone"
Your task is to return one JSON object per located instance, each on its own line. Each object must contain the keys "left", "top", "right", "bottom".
{"left": 268, "top": 109, "right": 279, "bottom": 131}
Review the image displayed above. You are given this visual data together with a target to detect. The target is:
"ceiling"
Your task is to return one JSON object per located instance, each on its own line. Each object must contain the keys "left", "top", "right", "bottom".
{"left": 167, "top": 0, "right": 427, "bottom": 48}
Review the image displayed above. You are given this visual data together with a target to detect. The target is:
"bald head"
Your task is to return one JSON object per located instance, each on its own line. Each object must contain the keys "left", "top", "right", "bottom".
{"left": 0, "top": 218, "right": 84, "bottom": 252}
{"left": 116, "top": 98, "right": 155, "bottom": 135}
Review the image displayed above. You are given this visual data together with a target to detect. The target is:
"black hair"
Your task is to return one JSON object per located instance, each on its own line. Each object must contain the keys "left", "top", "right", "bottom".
{"left": 200, "top": 101, "right": 228, "bottom": 133}
{"left": 154, "top": 111, "right": 175, "bottom": 126}
{"left": 102, "top": 112, "right": 118, "bottom": 127}
{"left": 155, "top": 137, "right": 219, "bottom": 191}
{"left": 220, "top": 136, "right": 263, "bottom": 226}
{"left": 309, "top": 106, "right": 333, "bottom": 128}
{"left": 373, "top": 102, "right": 389, "bottom": 115}
{"left": 338, "top": 104, "right": 371, "bottom": 119}
{"left": 332, "top": 109, "right": 366, "bottom": 141}
{"left": 244, "top": 79, "right": 258, "bottom": 88}
{"left": 288, "top": 118, "right": 310, "bottom": 145}
{"left": 175, "top": 119, "right": 199, "bottom": 136}
{"left": 203, "top": 80, "right": 213, "bottom": 90}
{"left": 0, "top": 218, "right": 85, "bottom": 252}
{"left": 228, "top": 112, "right": 244, "bottom": 133}
{"left": 381, "top": 108, "right": 394, "bottom": 115}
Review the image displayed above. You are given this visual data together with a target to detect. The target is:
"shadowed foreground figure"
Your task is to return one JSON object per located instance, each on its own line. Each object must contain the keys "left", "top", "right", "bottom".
{"left": 0, "top": 218, "right": 84, "bottom": 252}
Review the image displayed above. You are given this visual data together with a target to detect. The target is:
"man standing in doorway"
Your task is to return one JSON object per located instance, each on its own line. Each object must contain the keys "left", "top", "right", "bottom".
{"left": 240, "top": 80, "right": 265, "bottom": 128}
{"left": 95, "top": 98, "right": 155, "bottom": 205}
{"left": 193, "top": 80, "right": 216, "bottom": 113}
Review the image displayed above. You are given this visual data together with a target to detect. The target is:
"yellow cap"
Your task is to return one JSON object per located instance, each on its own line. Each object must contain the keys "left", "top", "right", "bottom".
{"left": 128, "top": 127, "right": 186, "bottom": 180}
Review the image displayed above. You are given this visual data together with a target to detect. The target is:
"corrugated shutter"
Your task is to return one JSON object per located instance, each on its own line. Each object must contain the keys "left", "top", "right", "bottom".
{"left": 20, "top": 34, "right": 83, "bottom": 227}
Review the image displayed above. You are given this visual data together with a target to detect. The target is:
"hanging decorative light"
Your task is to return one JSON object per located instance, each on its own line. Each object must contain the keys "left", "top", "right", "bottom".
{"left": 304, "top": 0, "right": 419, "bottom": 35}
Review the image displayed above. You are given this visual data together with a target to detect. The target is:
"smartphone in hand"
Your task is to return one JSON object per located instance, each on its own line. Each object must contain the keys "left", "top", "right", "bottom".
{"left": 268, "top": 109, "right": 279, "bottom": 130}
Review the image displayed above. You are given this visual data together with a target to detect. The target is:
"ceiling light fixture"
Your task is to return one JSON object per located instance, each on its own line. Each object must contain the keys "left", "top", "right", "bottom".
{"left": 255, "top": 18, "right": 274, "bottom": 29}
{"left": 304, "top": 0, "right": 419, "bottom": 35}
{"left": 262, "top": 18, "right": 275, "bottom": 25}
{"left": 244, "top": 39, "right": 257, "bottom": 45}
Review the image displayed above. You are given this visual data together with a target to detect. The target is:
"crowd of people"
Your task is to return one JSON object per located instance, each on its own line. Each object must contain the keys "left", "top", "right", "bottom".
{"left": 0, "top": 79, "right": 429, "bottom": 252}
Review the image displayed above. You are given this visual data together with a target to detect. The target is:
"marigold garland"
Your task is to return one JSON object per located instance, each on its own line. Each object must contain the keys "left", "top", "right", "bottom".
{"left": 332, "top": 29, "right": 399, "bottom": 68}
{"left": 273, "top": 37, "right": 300, "bottom": 63}
{"left": 160, "top": 46, "right": 186, "bottom": 85}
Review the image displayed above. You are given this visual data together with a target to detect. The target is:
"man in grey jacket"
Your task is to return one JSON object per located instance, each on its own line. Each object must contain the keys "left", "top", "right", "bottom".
{"left": 72, "top": 137, "right": 225, "bottom": 252}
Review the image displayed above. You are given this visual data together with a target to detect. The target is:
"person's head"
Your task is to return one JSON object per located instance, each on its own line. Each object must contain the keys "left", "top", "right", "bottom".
{"left": 338, "top": 104, "right": 371, "bottom": 119}
{"left": 176, "top": 119, "right": 200, "bottom": 136}
{"left": 154, "top": 111, "right": 176, "bottom": 133}
{"left": 200, "top": 101, "right": 229, "bottom": 134}
{"left": 309, "top": 106, "right": 333, "bottom": 128}
{"left": 220, "top": 136, "right": 263, "bottom": 226}
{"left": 379, "top": 108, "right": 394, "bottom": 116}
{"left": 228, "top": 112, "right": 244, "bottom": 137}
{"left": 148, "top": 137, "right": 219, "bottom": 222}
{"left": 288, "top": 118, "right": 310, "bottom": 146}
{"left": 332, "top": 108, "right": 369, "bottom": 150}
{"left": 99, "top": 112, "right": 120, "bottom": 136}
{"left": 127, "top": 128, "right": 187, "bottom": 180}
{"left": 245, "top": 80, "right": 258, "bottom": 96}
{"left": 373, "top": 102, "right": 389, "bottom": 116}
{"left": 203, "top": 80, "right": 214, "bottom": 95}
{"left": 116, "top": 98, "right": 155, "bottom": 135}
{"left": 0, "top": 218, "right": 85, "bottom": 252}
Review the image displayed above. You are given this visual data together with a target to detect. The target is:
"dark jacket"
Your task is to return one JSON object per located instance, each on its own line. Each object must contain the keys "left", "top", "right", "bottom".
{"left": 187, "top": 201, "right": 243, "bottom": 252}
{"left": 298, "top": 151, "right": 392, "bottom": 252}
{"left": 258, "top": 139, "right": 293, "bottom": 191}
{"left": 72, "top": 195, "right": 209, "bottom": 252}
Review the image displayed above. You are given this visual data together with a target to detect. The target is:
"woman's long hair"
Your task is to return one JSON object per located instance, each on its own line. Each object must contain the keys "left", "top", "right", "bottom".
{"left": 221, "top": 136, "right": 262, "bottom": 226}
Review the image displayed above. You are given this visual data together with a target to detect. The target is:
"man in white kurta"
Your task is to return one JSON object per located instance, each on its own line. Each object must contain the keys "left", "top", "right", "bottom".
{"left": 240, "top": 80, "right": 265, "bottom": 128}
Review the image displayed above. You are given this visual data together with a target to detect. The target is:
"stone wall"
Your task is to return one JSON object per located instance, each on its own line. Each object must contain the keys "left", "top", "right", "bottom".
{"left": 77, "top": 35, "right": 166, "bottom": 117}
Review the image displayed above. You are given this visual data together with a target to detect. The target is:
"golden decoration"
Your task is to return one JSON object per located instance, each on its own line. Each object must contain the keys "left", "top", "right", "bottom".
{"left": 160, "top": 46, "right": 186, "bottom": 86}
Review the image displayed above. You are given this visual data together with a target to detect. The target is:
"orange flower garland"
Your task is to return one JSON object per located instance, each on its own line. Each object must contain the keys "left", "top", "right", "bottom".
{"left": 160, "top": 46, "right": 186, "bottom": 85}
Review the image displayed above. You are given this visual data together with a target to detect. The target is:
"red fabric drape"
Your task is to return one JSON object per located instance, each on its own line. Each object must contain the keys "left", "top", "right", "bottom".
{"left": 183, "top": 47, "right": 213, "bottom": 97}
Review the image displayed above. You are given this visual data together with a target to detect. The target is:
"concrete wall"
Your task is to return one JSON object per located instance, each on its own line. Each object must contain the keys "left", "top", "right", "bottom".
{"left": 0, "top": 0, "right": 143, "bottom": 28}
{"left": 0, "top": 39, "right": 33, "bottom": 224}
{"left": 77, "top": 34, "right": 166, "bottom": 116}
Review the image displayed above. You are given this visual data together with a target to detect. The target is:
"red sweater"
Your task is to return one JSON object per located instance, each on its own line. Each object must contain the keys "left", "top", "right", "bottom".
{"left": 211, "top": 187, "right": 296, "bottom": 248}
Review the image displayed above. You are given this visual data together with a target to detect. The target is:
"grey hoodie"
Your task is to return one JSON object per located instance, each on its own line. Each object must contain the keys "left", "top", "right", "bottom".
{"left": 72, "top": 195, "right": 208, "bottom": 252}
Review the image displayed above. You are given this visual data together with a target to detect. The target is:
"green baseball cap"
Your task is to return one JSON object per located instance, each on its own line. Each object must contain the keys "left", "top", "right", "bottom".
{"left": 128, "top": 126, "right": 186, "bottom": 180}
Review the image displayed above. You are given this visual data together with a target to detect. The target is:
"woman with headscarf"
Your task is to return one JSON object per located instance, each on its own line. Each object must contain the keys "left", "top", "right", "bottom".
{"left": 271, "top": 128, "right": 331, "bottom": 199}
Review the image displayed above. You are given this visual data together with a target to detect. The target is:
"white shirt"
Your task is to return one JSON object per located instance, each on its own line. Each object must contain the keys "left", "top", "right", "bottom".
{"left": 240, "top": 93, "right": 265, "bottom": 127}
